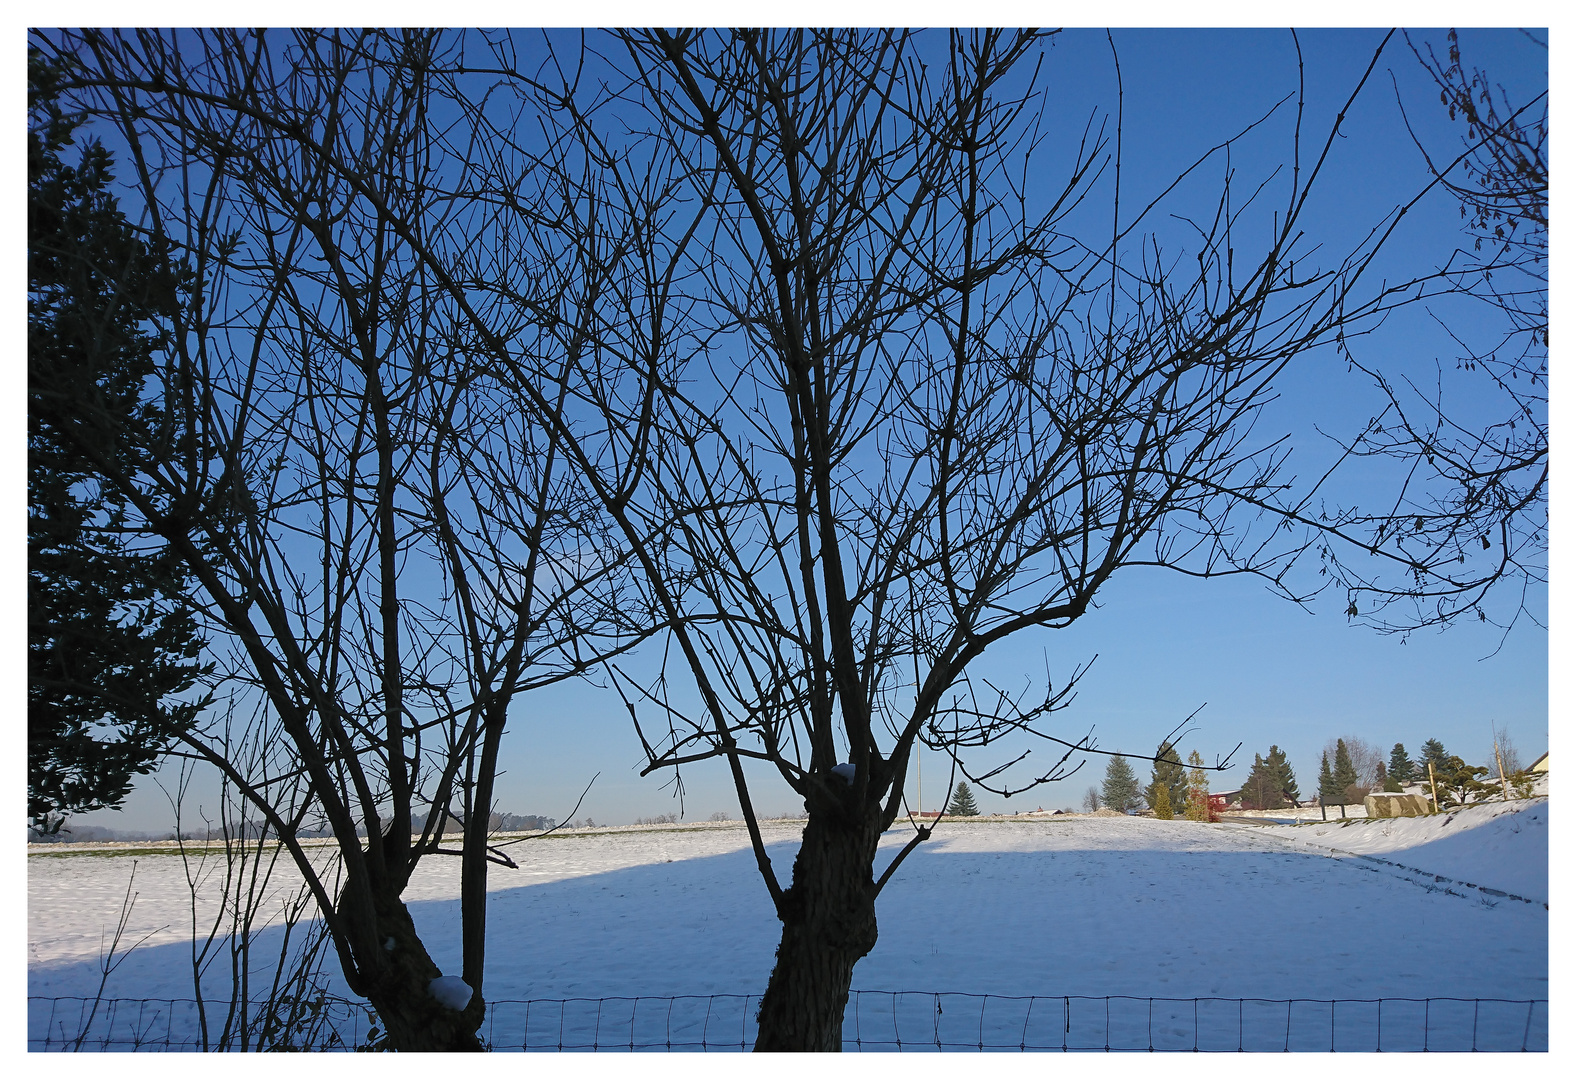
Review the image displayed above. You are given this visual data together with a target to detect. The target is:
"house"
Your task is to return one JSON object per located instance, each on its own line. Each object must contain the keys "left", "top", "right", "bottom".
{"left": 1529, "top": 751, "right": 1549, "bottom": 774}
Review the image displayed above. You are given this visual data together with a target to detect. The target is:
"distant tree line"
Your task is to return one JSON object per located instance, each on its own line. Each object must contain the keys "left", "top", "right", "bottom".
{"left": 1306, "top": 731, "right": 1537, "bottom": 811}
{"left": 1095, "top": 725, "right": 1540, "bottom": 819}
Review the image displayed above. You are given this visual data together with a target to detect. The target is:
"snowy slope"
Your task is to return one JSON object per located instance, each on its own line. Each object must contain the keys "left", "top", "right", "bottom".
{"left": 29, "top": 812, "right": 1546, "bottom": 1012}
{"left": 1257, "top": 798, "right": 1547, "bottom": 903}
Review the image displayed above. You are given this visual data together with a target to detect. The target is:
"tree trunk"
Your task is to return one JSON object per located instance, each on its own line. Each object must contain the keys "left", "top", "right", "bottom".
{"left": 754, "top": 809, "right": 882, "bottom": 1052}
{"left": 345, "top": 885, "right": 486, "bottom": 1051}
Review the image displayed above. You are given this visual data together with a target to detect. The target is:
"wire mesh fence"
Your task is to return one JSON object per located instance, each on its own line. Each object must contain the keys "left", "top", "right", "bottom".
{"left": 29, "top": 991, "right": 1548, "bottom": 1052}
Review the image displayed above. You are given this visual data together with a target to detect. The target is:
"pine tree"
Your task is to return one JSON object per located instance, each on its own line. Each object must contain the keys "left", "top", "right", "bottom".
{"left": 1388, "top": 743, "right": 1415, "bottom": 787}
{"left": 1332, "top": 738, "right": 1358, "bottom": 801}
{"left": 28, "top": 53, "right": 209, "bottom": 831}
{"left": 1265, "top": 745, "right": 1298, "bottom": 806}
{"left": 946, "top": 781, "right": 980, "bottom": 816}
{"left": 1433, "top": 754, "right": 1493, "bottom": 808}
{"left": 1145, "top": 741, "right": 1188, "bottom": 814}
{"left": 1317, "top": 751, "right": 1338, "bottom": 802}
{"left": 1241, "top": 752, "right": 1285, "bottom": 811}
{"left": 1184, "top": 750, "right": 1212, "bottom": 821}
{"left": 1153, "top": 784, "right": 1173, "bottom": 820}
{"left": 1419, "top": 739, "right": 1450, "bottom": 778}
{"left": 1240, "top": 753, "right": 1268, "bottom": 810}
{"left": 1100, "top": 754, "right": 1143, "bottom": 814}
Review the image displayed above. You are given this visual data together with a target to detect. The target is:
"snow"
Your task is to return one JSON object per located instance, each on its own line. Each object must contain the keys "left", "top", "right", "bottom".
{"left": 429, "top": 975, "right": 473, "bottom": 1011}
{"left": 29, "top": 807, "right": 1547, "bottom": 1048}
{"left": 1257, "top": 798, "right": 1548, "bottom": 903}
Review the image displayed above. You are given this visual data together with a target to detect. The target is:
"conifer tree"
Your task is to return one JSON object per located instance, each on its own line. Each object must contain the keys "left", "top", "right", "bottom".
{"left": 946, "top": 781, "right": 980, "bottom": 816}
{"left": 1184, "top": 750, "right": 1212, "bottom": 821}
{"left": 1145, "top": 740, "right": 1188, "bottom": 814}
{"left": 1265, "top": 745, "right": 1299, "bottom": 805}
{"left": 1333, "top": 738, "right": 1359, "bottom": 800}
{"left": 1241, "top": 752, "right": 1285, "bottom": 810}
{"left": 1317, "top": 751, "right": 1338, "bottom": 803}
{"left": 1153, "top": 784, "right": 1173, "bottom": 820}
{"left": 1100, "top": 755, "right": 1143, "bottom": 814}
{"left": 1240, "top": 753, "right": 1269, "bottom": 810}
{"left": 1432, "top": 754, "right": 1493, "bottom": 807}
{"left": 1388, "top": 743, "right": 1415, "bottom": 787}
{"left": 28, "top": 53, "right": 209, "bottom": 831}
{"left": 1419, "top": 739, "right": 1450, "bottom": 777}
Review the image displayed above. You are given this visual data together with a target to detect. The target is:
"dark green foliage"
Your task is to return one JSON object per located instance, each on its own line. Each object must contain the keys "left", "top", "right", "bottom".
{"left": 1374, "top": 759, "right": 1391, "bottom": 792}
{"left": 28, "top": 53, "right": 207, "bottom": 829}
{"left": 946, "top": 781, "right": 980, "bottom": 816}
{"left": 1388, "top": 743, "right": 1415, "bottom": 786}
{"left": 1317, "top": 751, "right": 1338, "bottom": 801}
{"left": 1419, "top": 739, "right": 1450, "bottom": 776}
{"left": 1332, "top": 738, "right": 1359, "bottom": 799}
{"left": 1433, "top": 754, "right": 1493, "bottom": 807}
{"left": 1100, "top": 754, "right": 1143, "bottom": 814}
{"left": 1240, "top": 753, "right": 1285, "bottom": 811}
{"left": 1144, "top": 741, "right": 1187, "bottom": 813}
{"left": 1264, "top": 744, "right": 1298, "bottom": 805}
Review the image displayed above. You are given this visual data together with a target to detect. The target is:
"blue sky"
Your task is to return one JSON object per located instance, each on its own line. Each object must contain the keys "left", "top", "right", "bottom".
{"left": 47, "top": 27, "right": 1549, "bottom": 832}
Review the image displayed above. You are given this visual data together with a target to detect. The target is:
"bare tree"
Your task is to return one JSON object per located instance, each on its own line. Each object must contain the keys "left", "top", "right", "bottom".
{"left": 39, "top": 27, "right": 1516, "bottom": 1055}
{"left": 1321, "top": 735, "right": 1385, "bottom": 800}
{"left": 35, "top": 29, "right": 646, "bottom": 1050}
{"left": 161, "top": 740, "right": 340, "bottom": 1051}
{"left": 485, "top": 28, "right": 1445, "bottom": 1049}
{"left": 1326, "top": 29, "right": 1546, "bottom": 637}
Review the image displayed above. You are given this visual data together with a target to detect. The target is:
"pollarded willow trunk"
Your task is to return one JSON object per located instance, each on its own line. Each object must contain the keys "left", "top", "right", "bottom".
{"left": 344, "top": 886, "right": 486, "bottom": 1051}
{"left": 754, "top": 809, "right": 884, "bottom": 1051}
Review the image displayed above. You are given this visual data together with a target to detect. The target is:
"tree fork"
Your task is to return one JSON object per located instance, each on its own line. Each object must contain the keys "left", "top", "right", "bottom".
{"left": 346, "top": 884, "right": 485, "bottom": 1052}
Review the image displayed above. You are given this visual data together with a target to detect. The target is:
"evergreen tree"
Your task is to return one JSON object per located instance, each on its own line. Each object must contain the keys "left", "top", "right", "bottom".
{"left": 1145, "top": 740, "right": 1188, "bottom": 813}
{"left": 1433, "top": 754, "right": 1493, "bottom": 808}
{"left": 1265, "top": 745, "right": 1299, "bottom": 805}
{"left": 1153, "top": 783, "right": 1174, "bottom": 820}
{"left": 1100, "top": 754, "right": 1143, "bottom": 814}
{"left": 1317, "top": 751, "right": 1338, "bottom": 803}
{"left": 28, "top": 53, "right": 208, "bottom": 831}
{"left": 1240, "top": 753, "right": 1269, "bottom": 810}
{"left": 1241, "top": 752, "right": 1285, "bottom": 811}
{"left": 1184, "top": 750, "right": 1212, "bottom": 821}
{"left": 1419, "top": 739, "right": 1450, "bottom": 777}
{"left": 1388, "top": 743, "right": 1415, "bottom": 787}
{"left": 946, "top": 781, "right": 980, "bottom": 816}
{"left": 1332, "top": 738, "right": 1359, "bottom": 801}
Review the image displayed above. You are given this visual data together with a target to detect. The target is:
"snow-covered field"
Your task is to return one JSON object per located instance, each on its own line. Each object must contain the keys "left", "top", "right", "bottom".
{"left": 28, "top": 802, "right": 1548, "bottom": 1050}
{"left": 1259, "top": 798, "right": 1548, "bottom": 902}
